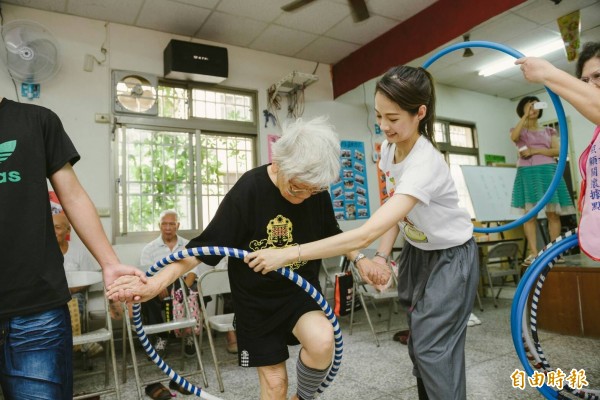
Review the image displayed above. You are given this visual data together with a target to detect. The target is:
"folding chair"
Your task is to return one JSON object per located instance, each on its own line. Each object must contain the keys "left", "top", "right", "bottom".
{"left": 348, "top": 249, "right": 398, "bottom": 347}
{"left": 121, "top": 277, "right": 208, "bottom": 399}
{"left": 321, "top": 255, "right": 346, "bottom": 299}
{"left": 197, "top": 269, "right": 235, "bottom": 393}
{"left": 72, "top": 286, "right": 121, "bottom": 399}
{"left": 481, "top": 242, "right": 521, "bottom": 308}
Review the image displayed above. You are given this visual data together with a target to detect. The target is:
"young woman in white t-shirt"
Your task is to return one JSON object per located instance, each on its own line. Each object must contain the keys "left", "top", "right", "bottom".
{"left": 246, "top": 65, "right": 479, "bottom": 400}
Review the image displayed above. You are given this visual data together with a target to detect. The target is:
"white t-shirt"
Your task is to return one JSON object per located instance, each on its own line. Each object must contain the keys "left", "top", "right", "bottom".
{"left": 140, "top": 234, "right": 204, "bottom": 277}
{"left": 379, "top": 136, "right": 473, "bottom": 250}
{"left": 63, "top": 242, "right": 100, "bottom": 272}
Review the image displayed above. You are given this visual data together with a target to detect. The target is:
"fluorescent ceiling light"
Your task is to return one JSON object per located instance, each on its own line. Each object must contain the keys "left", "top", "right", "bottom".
{"left": 478, "top": 39, "right": 564, "bottom": 77}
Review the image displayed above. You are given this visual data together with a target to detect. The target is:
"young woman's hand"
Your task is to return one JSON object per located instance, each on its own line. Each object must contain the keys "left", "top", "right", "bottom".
{"left": 245, "top": 247, "right": 296, "bottom": 274}
{"left": 356, "top": 258, "right": 391, "bottom": 286}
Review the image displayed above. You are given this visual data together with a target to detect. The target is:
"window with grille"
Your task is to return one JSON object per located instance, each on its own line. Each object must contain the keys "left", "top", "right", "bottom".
{"left": 434, "top": 120, "right": 479, "bottom": 218}
{"left": 192, "top": 89, "right": 254, "bottom": 122}
{"left": 114, "top": 82, "right": 257, "bottom": 240}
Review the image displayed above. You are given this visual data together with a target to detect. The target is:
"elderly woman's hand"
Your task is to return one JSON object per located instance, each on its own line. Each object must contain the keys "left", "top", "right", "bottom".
{"left": 106, "top": 275, "right": 161, "bottom": 303}
{"left": 356, "top": 258, "right": 391, "bottom": 287}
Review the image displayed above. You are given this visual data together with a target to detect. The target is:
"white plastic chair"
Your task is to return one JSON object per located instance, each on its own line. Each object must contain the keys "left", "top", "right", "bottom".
{"left": 121, "top": 277, "right": 208, "bottom": 399}
{"left": 197, "top": 269, "right": 235, "bottom": 393}
{"left": 72, "top": 289, "right": 121, "bottom": 399}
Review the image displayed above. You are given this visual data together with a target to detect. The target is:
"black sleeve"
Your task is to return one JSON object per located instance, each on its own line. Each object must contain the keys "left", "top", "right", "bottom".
{"left": 43, "top": 109, "right": 80, "bottom": 176}
{"left": 186, "top": 186, "right": 249, "bottom": 266}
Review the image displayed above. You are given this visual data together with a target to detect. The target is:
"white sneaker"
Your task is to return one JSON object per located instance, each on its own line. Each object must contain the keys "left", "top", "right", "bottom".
{"left": 468, "top": 313, "right": 482, "bottom": 327}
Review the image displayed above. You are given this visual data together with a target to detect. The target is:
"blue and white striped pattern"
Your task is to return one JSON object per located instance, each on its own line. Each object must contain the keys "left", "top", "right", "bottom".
{"left": 512, "top": 230, "right": 599, "bottom": 400}
{"left": 523, "top": 230, "right": 600, "bottom": 400}
{"left": 132, "top": 246, "right": 343, "bottom": 398}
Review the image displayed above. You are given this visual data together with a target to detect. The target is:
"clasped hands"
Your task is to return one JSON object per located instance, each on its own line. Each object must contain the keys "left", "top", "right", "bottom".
{"left": 106, "top": 249, "right": 391, "bottom": 302}
{"left": 243, "top": 247, "right": 391, "bottom": 286}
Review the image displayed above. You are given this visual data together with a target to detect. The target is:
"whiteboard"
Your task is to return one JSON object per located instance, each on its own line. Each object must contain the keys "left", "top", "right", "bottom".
{"left": 460, "top": 165, "right": 518, "bottom": 222}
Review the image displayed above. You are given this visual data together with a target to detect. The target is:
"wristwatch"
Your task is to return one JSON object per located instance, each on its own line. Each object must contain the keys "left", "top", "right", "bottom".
{"left": 353, "top": 252, "right": 366, "bottom": 264}
{"left": 374, "top": 251, "right": 390, "bottom": 263}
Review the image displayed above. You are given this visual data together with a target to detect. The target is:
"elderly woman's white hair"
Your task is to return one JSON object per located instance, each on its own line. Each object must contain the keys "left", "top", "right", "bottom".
{"left": 271, "top": 116, "right": 341, "bottom": 187}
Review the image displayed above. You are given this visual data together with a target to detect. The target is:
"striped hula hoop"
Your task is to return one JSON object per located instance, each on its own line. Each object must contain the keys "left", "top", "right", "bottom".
{"left": 523, "top": 230, "right": 600, "bottom": 399}
{"left": 132, "top": 246, "right": 343, "bottom": 399}
{"left": 511, "top": 231, "right": 599, "bottom": 399}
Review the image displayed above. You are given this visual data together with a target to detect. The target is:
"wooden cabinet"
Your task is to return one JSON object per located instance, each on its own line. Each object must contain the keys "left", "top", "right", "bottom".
{"left": 535, "top": 266, "right": 600, "bottom": 338}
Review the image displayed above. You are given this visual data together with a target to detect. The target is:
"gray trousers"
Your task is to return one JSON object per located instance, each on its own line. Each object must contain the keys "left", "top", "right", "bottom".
{"left": 397, "top": 238, "right": 479, "bottom": 400}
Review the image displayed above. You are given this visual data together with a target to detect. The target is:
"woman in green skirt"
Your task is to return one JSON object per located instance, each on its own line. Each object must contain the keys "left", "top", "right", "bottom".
{"left": 510, "top": 96, "right": 575, "bottom": 265}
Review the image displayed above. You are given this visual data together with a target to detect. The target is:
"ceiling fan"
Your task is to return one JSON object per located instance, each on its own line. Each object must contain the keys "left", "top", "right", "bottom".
{"left": 281, "top": 0, "right": 369, "bottom": 22}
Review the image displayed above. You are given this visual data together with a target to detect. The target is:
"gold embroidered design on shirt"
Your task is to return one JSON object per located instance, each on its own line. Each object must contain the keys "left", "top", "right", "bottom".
{"left": 249, "top": 214, "right": 306, "bottom": 270}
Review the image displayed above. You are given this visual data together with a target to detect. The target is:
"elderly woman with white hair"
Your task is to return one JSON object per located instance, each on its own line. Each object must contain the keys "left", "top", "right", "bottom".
{"left": 108, "top": 116, "right": 387, "bottom": 400}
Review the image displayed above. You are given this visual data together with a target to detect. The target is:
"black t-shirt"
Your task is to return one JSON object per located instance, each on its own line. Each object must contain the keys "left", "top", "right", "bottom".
{"left": 0, "top": 98, "right": 80, "bottom": 319}
{"left": 187, "top": 164, "right": 341, "bottom": 337}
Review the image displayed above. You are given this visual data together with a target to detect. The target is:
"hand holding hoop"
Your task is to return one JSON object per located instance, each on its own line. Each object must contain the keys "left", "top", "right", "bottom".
{"left": 115, "top": 246, "right": 343, "bottom": 399}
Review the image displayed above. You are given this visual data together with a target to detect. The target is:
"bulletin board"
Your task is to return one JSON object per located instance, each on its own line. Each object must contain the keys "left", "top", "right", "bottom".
{"left": 330, "top": 141, "right": 370, "bottom": 220}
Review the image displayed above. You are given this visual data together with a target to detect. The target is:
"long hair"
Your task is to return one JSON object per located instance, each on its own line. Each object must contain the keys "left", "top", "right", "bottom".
{"left": 375, "top": 66, "right": 437, "bottom": 147}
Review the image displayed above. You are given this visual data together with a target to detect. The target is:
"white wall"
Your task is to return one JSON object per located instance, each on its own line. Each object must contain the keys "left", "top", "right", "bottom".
{"left": 0, "top": 5, "right": 375, "bottom": 248}
{"left": 436, "top": 85, "right": 516, "bottom": 163}
{"left": 3, "top": 4, "right": 593, "bottom": 258}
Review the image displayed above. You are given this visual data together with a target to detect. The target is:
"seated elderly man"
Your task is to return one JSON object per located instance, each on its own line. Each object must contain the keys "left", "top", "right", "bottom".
{"left": 139, "top": 209, "right": 203, "bottom": 399}
{"left": 53, "top": 211, "right": 103, "bottom": 357}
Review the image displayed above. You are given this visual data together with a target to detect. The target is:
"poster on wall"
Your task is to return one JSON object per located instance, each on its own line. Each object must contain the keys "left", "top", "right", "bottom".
{"left": 374, "top": 142, "right": 389, "bottom": 205}
{"left": 267, "top": 134, "right": 280, "bottom": 163}
{"left": 330, "top": 140, "right": 370, "bottom": 220}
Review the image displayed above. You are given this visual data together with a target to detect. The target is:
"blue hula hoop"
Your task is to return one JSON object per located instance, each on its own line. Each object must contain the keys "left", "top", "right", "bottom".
{"left": 132, "top": 246, "right": 343, "bottom": 399}
{"left": 423, "top": 41, "right": 583, "bottom": 400}
{"left": 422, "top": 40, "right": 570, "bottom": 234}
{"left": 511, "top": 232, "right": 580, "bottom": 399}
{"left": 527, "top": 231, "right": 600, "bottom": 399}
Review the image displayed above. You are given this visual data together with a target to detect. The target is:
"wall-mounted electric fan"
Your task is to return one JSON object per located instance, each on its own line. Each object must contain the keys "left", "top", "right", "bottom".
{"left": 1, "top": 20, "right": 61, "bottom": 83}
{"left": 112, "top": 70, "right": 158, "bottom": 115}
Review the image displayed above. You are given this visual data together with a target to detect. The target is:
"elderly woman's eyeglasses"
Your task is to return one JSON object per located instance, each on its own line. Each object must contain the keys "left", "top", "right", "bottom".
{"left": 581, "top": 70, "right": 600, "bottom": 85}
{"left": 286, "top": 181, "right": 329, "bottom": 197}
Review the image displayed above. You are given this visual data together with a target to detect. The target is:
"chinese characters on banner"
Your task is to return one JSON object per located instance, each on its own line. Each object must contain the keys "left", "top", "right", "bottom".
{"left": 330, "top": 141, "right": 370, "bottom": 220}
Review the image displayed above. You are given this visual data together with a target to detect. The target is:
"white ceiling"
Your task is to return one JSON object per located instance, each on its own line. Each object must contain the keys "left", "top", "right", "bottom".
{"left": 414, "top": 0, "right": 600, "bottom": 100}
{"left": 2, "top": 0, "right": 599, "bottom": 99}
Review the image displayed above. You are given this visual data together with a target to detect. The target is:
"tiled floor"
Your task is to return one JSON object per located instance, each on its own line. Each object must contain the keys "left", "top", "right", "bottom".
{"left": 0, "top": 288, "right": 597, "bottom": 400}
{"left": 63, "top": 291, "right": 600, "bottom": 400}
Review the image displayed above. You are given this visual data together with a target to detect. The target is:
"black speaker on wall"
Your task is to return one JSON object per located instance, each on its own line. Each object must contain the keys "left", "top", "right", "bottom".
{"left": 164, "top": 39, "right": 228, "bottom": 83}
